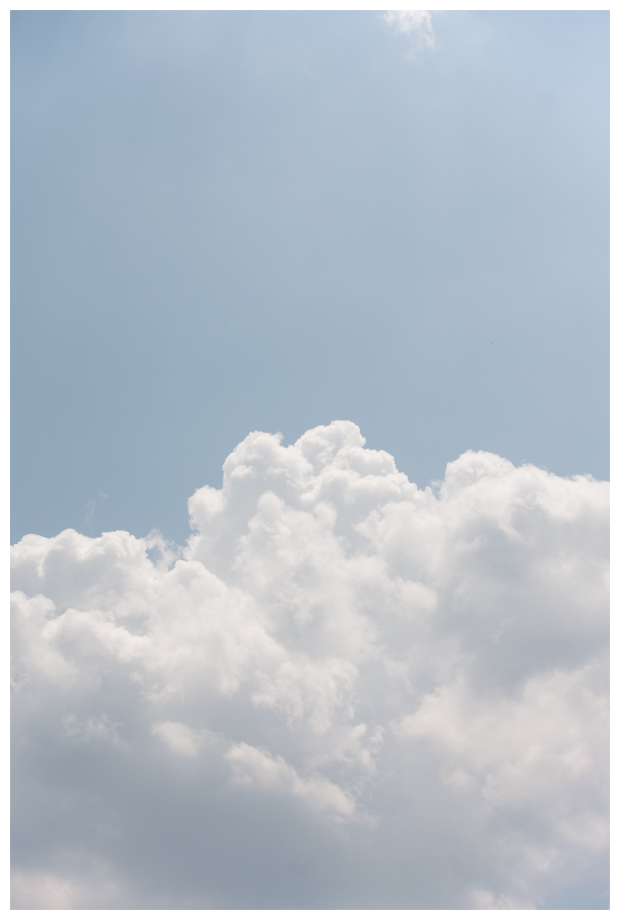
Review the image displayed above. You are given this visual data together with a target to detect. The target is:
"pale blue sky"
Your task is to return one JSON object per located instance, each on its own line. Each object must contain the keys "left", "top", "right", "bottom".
{"left": 11, "top": 10, "right": 609, "bottom": 545}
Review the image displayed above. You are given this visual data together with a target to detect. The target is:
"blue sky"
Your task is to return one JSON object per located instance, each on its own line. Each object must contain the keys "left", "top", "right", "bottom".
{"left": 11, "top": 10, "right": 609, "bottom": 545}
{"left": 10, "top": 11, "right": 609, "bottom": 910}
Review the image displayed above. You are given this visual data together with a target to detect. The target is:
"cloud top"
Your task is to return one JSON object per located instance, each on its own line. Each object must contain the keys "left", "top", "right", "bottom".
{"left": 11, "top": 421, "right": 609, "bottom": 908}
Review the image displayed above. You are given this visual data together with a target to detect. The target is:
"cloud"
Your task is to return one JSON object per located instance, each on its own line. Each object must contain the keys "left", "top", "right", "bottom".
{"left": 11, "top": 421, "right": 609, "bottom": 908}
{"left": 382, "top": 11, "right": 435, "bottom": 52}
{"left": 11, "top": 864, "right": 130, "bottom": 911}
{"left": 151, "top": 720, "right": 220, "bottom": 758}
{"left": 227, "top": 742, "right": 357, "bottom": 821}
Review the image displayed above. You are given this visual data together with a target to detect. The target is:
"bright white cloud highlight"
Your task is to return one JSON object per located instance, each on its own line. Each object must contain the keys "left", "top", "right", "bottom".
{"left": 11, "top": 421, "right": 609, "bottom": 908}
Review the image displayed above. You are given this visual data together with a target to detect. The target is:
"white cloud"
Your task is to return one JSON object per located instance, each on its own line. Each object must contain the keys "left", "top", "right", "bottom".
{"left": 11, "top": 864, "right": 129, "bottom": 910}
{"left": 152, "top": 720, "right": 221, "bottom": 758}
{"left": 227, "top": 742, "right": 356, "bottom": 820}
{"left": 11, "top": 421, "right": 609, "bottom": 908}
{"left": 396, "top": 663, "right": 608, "bottom": 853}
{"left": 382, "top": 11, "right": 435, "bottom": 52}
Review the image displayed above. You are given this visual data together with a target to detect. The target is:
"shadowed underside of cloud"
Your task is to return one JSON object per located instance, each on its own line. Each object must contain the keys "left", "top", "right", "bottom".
{"left": 11, "top": 421, "right": 609, "bottom": 908}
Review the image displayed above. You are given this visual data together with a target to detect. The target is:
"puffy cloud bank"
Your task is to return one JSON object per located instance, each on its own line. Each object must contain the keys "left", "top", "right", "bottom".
{"left": 11, "top": 422, "right": 609, "bottom": 908}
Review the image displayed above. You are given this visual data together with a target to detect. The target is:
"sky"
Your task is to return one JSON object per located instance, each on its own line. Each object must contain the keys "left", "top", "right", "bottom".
{"left": 10, "top": 10, "right": 609, "bottom": 911}
{"left": 11, "top": 9, "right": 609, "bottom": 546}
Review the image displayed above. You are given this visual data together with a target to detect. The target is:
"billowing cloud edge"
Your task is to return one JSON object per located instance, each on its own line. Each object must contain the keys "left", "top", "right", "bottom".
{"left": 11, "top": 421, "right": 609, "bottom": 908}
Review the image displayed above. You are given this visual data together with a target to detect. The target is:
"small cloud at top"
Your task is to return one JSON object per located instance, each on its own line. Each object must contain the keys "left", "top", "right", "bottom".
{"left": 382, "top": 10, "right": 435, "bottom": 53}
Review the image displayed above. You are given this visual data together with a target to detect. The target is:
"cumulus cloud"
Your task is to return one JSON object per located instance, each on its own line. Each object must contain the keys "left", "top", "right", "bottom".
{"left": 11, "top": 421, "right": 609, "bottom": 908}
{"left": 382, "top": 11, "right": 435, "bottom": 52}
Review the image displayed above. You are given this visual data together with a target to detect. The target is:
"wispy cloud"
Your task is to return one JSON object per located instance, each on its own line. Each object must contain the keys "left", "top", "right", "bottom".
{"left": 84, "top": 489, "right": 108, "bottom": 525}
{"left": 382, "top": 10, "right": 436, "bottom": 52}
